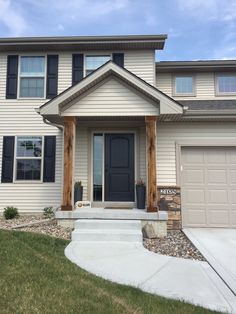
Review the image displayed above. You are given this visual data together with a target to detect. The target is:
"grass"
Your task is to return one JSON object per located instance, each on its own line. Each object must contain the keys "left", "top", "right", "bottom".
{"left": 0, "top": 230, "right": 219, "bottom": 314}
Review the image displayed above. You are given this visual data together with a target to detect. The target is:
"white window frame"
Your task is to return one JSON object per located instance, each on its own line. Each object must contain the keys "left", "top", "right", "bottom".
{"left": 18, "top": 54, "right": 47, "bottom": 99}
{"left": 13, "top": 136, "right": 44, "bottom": 183}
{"left": 84, "top": 53, "right": 111, "bottom": 77}
{"left": 172, "top": 74, "right": 196, "bottom": 97}
{"left": 215, "top": 73, "right": 236, "bottom": 96}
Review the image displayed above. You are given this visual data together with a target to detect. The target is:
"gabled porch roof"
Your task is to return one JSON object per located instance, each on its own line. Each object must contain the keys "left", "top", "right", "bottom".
{"left": 39, "top": 61, "right": 183, "bottom": 118}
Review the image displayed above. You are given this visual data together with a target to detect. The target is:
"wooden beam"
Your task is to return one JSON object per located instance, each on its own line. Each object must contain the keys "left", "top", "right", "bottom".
{"left": 61, "top": 117, "right": 76, "bottom": 211}
{"left": 145, "top": 116, "right": 158, "bottom": 212}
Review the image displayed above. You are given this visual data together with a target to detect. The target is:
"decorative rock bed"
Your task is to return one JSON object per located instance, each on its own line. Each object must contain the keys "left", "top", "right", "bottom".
{"left": 0, "top": 216, "right": 205, "bottom": 261}
{"left": 144, "top": 230, "right": 205, "bottom": 261}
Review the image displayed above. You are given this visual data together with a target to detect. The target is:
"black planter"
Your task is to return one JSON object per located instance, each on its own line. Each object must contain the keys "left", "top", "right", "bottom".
{"left": 136, "top": 185, "right": 146, "bottom": 209}
{"left": 74, "top": 186, "right": 83, "bottom": 204}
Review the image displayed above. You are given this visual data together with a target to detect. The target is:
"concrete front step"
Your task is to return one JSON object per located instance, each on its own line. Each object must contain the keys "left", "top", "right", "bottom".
{"left": 72, "top": 229, "right": 142, "bottom": 242}
{"left": 72, "top": 219, "right": 143, "bottom": 243}
{"left": 74, "top": 219, "right": 141, "bottom": 230}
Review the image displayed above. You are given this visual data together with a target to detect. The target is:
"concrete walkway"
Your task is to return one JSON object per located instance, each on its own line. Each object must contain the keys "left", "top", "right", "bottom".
{"left": 65, "top": 241, "right": 236, "bottom": 313}
{"left": 184, "top": 228, "right": 236, "bottom": 296}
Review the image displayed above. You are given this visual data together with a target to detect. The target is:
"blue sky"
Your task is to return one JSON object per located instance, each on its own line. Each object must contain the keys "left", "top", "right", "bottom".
{"left": 0, "top": 0, "right": 236, "bottom": 61}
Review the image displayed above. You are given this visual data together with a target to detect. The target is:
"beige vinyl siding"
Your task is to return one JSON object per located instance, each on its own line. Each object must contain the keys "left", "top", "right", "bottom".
{"left": 139, "top": 126, "right": 146, "bottom": 182}
{"left": 62, "top": 77, "right": 159, "bottom": 116}
{"left": 58, "top": 52, "right": 72, "bottom": 93}
{"left": 0, "top": 53, "right": 63, "bottom": 213}
{"left": 157, "top": 122, "right": 236, "bottom": 186}
{"left": 156, "top": 72, "right": 236, "bottom": 100}
{"left": 124, "top": 50, "right": 155, "bottom": 85}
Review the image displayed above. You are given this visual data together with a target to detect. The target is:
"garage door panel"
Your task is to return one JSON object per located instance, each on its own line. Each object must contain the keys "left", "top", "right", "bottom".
{"left": 185, "top": 209, "right": 207, "bottom": 225}
{"left": 207, "top": 189, "right": 229, "bottom": 204}
{"left": 230, "top": 190, "right": 236, "bottom": 204}
{"left": 207, "top": 210, "right": 230, "bottom": 226}
{"left": 182, "top": 149, "right": 204, "bottom": 164}
{"left": 206, "top": 150, "right": 227, "bottom": 164}
{"left": 231, "top": 211, "right": 236, "bottom": 227}
{"left": 228, "top": 151, "right": 236, "bottom": 163}
{"left": 182, "top": 188, "right": 205, "bottom": 203}
{"left": 183, "top": 169, "right": 204, "bottom": 184}
{"left": 230, "top": 171, "right": 236, "bottom": 183}
{"left": 207, "top": 169, "right": 227, "bottom": 184}
{"left": 181, "top": 147, "right": 236, "bottom": 228}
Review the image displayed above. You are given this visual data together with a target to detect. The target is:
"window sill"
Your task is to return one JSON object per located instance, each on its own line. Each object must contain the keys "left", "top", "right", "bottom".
{"left": 172, "top": 94, "right": 196, "bottom": 97}
{"left": 215, "top": 93, "right": 236, "bottom": 97}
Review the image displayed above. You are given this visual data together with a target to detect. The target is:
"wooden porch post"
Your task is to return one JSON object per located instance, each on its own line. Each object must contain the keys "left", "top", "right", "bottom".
{"left": 145, "top": 116, "right": 158, "bottom": 212}
{"left": 61, "top": 117, "right": 76, "bottom": 211}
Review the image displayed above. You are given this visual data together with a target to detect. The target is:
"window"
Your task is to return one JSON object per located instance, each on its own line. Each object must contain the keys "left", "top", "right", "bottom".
{"left": 216, "top": 75, "right": 236, "bottom": 95}
{"left": 19, "top": 56, "right": 45, "bottom": 98}
{"left": 15, "top": 136, "right": 42, "bottom": 181}
{"left": 174, "top": 76, "right": 194, "bottom": 95}
{"left": 85, "top": 55, "right": 110, "bottom": 76}
{"left": 93, "top": 134, "right": 103, "bottom": 201}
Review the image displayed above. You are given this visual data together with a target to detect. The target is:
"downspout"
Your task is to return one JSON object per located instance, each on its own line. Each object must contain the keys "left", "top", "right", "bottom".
{"left": 34, "top": 108, "right": 64, "bottom": 130}
{"left": 43, "top": 117, "right": 64, "bottom": 130}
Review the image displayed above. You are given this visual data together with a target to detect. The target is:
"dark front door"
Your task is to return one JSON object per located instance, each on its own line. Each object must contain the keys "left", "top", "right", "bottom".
{"left": 105, "top": 134, "right": 134, "bottom": 201}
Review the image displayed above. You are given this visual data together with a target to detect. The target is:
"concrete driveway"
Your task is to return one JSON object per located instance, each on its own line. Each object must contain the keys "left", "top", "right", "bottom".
{"left": 184, "top": 228, "right": 236, "bottom": 296}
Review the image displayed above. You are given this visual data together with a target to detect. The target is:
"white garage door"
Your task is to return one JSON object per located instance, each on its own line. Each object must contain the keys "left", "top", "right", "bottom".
{"left": 181, "top": 147, "right": 236, "bottom": 228}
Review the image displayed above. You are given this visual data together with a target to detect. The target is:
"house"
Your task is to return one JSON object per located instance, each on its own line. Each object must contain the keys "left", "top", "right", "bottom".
{"left": 0, "top": 34, "right": 236, "bottom": 230}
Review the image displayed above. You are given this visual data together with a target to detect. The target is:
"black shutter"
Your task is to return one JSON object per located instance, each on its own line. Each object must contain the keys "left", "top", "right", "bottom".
{"left": 113, "top": 53, "right": 124, "bottom": 67}
{"left": 43, "top": 136, "right": 56, "bottom": 182}
{"left": 6, "top": 55, "right": 18, "bottom": 99}
{"left": 46, "top": 55, "right": 58, "bottom": 99}
{"left": 72, "top": 54, "right": 84, "bottom": 85}
{"left": 1, "top": 136, "right": 15, "bottom": 183}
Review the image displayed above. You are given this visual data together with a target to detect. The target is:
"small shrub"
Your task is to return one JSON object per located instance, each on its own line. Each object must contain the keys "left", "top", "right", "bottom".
{"left": 4, "top": 207, "right": 19, "bottom": 220}
{"left": 43, "top": 206, "right": 54, "bottom": 218}
{"left": 136, "top": 178, "right": 145, "bottom": 186}
{"left": 74, "top": 181, "right": 82, "bottom": 188}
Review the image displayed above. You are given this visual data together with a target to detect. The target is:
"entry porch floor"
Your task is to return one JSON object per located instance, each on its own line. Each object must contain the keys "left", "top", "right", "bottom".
{"left": 55, "top": 208, "right": 167, "bottom": 221}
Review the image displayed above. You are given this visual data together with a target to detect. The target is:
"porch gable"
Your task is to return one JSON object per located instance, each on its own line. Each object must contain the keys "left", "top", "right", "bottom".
{"left": 62, "top": 76, "right": 159, "bottom": 116}
{"left": 39, "top": 61, "right": 183, "bottom": 118}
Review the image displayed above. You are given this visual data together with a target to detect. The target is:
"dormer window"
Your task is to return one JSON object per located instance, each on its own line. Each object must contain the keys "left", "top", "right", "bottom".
{"left": 216, "top": 74, "right": 236, "bottom": 95}
{"left": 174, "top": 75, "right": 195, "bottom": 96}
{"left": 85, "top": 55, "right": 110, "bottom": 76}
{"left": 19, "top": 56, "right": 46, "bottom": 98}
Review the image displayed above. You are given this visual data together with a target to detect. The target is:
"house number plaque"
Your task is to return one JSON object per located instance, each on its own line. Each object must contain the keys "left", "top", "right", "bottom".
{"left": 160, "top": 189, "right": 177, "bottom": 195}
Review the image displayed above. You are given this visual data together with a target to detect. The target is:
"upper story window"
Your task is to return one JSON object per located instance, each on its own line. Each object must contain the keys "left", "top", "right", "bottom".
{"left": 216, "top": 75, "right": 236, "bottom": 95}
{"left": 85, "top": 55, "right": 110, "bottom": 76}
{"left": 15, "top": 136, "right": 42, "bottom": 181}
{"left": 174, "top": 75, "right": 194, "bottom": 96}
{"left": 19, "top": 56, "right": 45, "bottom": 98}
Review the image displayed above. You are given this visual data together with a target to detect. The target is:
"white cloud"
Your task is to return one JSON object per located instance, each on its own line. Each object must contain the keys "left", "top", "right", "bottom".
{"left": 213, "top": 46, "right": 236, "bottom": 60}
{"left": 57, "top": 24, "right": 65, "bottom": 31}
{"left": 23, "top": 0, "right": 130, "bottom": 21}
{"left": 176, "top": 0, "right": 236, "bottom": 23}
{"left": 0, "top": 0, "right": 27, "bottom": 36}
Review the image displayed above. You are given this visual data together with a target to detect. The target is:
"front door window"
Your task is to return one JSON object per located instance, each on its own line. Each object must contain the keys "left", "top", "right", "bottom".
{"left": 93, "top": 134, "right": 103, "bottom": 201}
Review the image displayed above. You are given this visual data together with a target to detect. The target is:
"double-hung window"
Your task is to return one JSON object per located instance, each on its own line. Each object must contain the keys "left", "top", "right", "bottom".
{"left": 216, "top": 75, "right": 236, "bottom": 95}
{"left": 15, "top": 136, "right": 43, "bottom": 181}
{"left": 85, "top": 55, "right": 110, "bottom": 76}
{"left": 174, "top": 75, "right": 194, "bottom": 96}
{"left": 19, "top": 56, "right": 45, "bottom": 98}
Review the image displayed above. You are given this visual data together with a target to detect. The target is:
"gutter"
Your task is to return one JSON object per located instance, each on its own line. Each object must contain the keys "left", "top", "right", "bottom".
{"left": 184, "top": 109, "right": 236, "bottom": 116}
{"left": 34, "top": 108, "right": 64, "bottom": 130}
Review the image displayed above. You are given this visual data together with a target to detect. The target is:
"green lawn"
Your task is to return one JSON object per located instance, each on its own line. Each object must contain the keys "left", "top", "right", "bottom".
{"left": 0, "top": 230, "right": 219, "bottom": 314}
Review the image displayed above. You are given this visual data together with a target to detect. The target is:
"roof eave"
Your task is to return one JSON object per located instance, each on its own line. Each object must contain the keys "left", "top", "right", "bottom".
{"left": 0, "top": 34, "right": 167, "bottom": 52}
